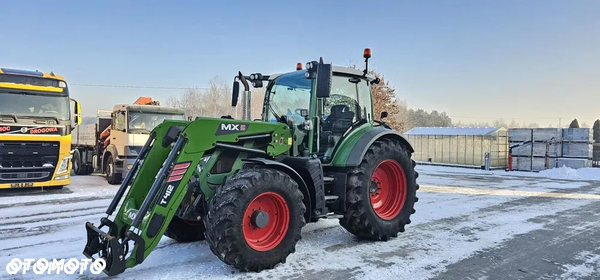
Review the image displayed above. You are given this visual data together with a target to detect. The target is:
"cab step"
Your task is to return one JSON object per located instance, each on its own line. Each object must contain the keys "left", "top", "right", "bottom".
{"left": 323, "top": 176, "right": 335, "bottom": 184}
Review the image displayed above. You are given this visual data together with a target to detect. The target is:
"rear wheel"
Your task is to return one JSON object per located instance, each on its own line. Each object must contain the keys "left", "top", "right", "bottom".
{"left": 164, "top": 216, "right": 206, "bottom": 242}
{"left": 204, "top": 166, "right": 306, "bottom": 272}
{"left": 83, "top": 164, "right": 94, "bottom": 175}
{"left": 73, "top": 150, "right": 93, "bottom": 175}
{"left": 339, "top": 138, "right": 418, "bottom": 240}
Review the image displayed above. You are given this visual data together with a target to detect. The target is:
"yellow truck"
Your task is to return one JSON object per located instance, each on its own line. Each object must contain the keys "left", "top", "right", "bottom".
{"left": 0, "top": 68, "right": 81, "bottom": 190}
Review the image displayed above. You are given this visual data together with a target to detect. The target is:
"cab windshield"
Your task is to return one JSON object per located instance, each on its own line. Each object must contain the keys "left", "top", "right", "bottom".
{"left": 265, "top": 70, "right": 312, "bottom": 123}
{"left": 0, "top": 91, "right": 69, "bottom": 123}
{"left": 128, "top": 111, "right": 185, "bottom": 133}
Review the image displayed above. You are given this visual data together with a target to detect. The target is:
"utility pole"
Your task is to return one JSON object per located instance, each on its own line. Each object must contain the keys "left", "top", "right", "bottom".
{"left": 558, "top": 118, "right": 562, "bottom": 128}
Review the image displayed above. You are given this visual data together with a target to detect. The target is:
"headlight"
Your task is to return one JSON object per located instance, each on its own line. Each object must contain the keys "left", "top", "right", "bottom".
{"left": 56, "top": 155, "right": 72, "bottom": 175}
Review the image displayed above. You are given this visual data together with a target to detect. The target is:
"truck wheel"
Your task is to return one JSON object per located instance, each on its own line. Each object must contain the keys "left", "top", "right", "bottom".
{"left": 72, "top": 150, "right": 83, "bottom": 175}
{"left": 204, "top": 166, "right": 306, "bottom": 272}
{"left": 339, "top": 138, "right": 418, "bottom": 241}
{"left": 83, "top": 164, "right": 94, "bottom": 175}
{"left": 105, "top": 157, "right": 122, "bottom": 185}
{"left": 164, "top": 216, "right": 206, "bottom": 242}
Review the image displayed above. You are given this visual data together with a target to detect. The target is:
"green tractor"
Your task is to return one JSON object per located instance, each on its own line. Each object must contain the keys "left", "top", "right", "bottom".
{"left": 83, "top": 49, "right": 419, "bottom": 276}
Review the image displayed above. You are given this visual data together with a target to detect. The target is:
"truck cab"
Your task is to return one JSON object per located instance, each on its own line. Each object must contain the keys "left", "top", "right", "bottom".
{"left": 71, "top": 98, "right": 185, "bottom": 184}
{"left": 0, "top": 68, "right": 81, "bottom": 190}
{"left": 106, "top": 104, "right": 186, "bottom": 183}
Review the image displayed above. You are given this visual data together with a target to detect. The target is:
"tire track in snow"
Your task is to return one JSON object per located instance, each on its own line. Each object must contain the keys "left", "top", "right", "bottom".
{"left": 0, "top": 195, "right": 114, "bottom": 209}
{"left": 0, "top": 206, "right": 106, "bottom": 227}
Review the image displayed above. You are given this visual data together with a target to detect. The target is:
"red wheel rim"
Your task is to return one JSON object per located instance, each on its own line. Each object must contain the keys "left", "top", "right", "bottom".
{"left": 370, "top": 159, "right": 407, "bottom": 220}
{"left": 243, "top": 192, "right": 290, "bottom": 251}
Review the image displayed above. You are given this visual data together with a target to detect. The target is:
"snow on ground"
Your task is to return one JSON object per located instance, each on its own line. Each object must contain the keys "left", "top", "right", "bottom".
{"left": 559, "top": 251, "right": 600, "bottom": 279}
{"left": 418, "top": 164, "right": 600, "bottom": 181}
{"left": 1, "top": 165, "right": 600, "bottom": 279}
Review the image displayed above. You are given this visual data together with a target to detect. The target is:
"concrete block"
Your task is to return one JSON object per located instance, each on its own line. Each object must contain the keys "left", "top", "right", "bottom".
{"left": 532, "top": 142, "right": 562, "bottom": 157}
{"left": 562, "top": 128, "right": 591, "bottom": 142}
{"left": 508, "top": 128, "right": 532, "bottom": 142}
{"left": 512, "top": 156, "right": 531, "bottom": 171}
{"left": 532, "top": 157, "right": 557, "bottom": 171}
{"left": 562, "top": 142, "right": 592, "bottom": 158}
{"left": 556, "top": 158, "right": 592, "bottom": 169}
{"left": 532, "top": 128, "right": 561, "bottom": 142}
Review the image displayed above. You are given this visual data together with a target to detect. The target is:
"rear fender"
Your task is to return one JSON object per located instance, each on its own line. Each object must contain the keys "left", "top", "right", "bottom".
{"left": 346, "top": 128, "right": 414, "bottom": 167}
{"left": 242, "top": 158, "right": 312, "bottom": 222}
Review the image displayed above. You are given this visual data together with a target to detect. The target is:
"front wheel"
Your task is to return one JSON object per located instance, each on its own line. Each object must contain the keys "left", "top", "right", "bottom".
{"left": 105, "top": 157, "right": 122, "bottom": 185}
{"left": 339, "top": 138, "right": 419, "bottom": 241}
{"left": 164, "top": 216, "right": 206, "bottom": 242}
{"left": 204, "top": 166, "right": 306, "bottom": 272}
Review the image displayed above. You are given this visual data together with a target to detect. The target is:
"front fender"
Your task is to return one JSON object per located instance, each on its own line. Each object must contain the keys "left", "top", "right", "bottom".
{"left": 242, "top": 158, "right": 312, "bottom": 222}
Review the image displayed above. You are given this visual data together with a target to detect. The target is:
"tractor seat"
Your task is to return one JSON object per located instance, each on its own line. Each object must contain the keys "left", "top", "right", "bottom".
{"left": 323, "top": 105, "right": 354, "bottom": 134}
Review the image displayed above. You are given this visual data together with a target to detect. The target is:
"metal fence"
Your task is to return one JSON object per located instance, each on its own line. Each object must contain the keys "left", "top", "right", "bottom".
{"left": 406, "top": 131, "right": 509, "bottom": 168}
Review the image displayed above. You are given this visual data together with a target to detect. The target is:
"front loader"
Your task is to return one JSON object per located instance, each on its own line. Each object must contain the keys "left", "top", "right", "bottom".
{"left": 83, "top": 49, "right": 419, "bottom": 276}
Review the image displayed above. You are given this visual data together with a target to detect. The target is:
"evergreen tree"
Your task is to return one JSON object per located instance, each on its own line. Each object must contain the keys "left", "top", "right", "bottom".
{"left": 593, "top": 119, "right": 600, "bottom": 142}
{"left": 569, "top": 118, "right": 580, "bottom": 128}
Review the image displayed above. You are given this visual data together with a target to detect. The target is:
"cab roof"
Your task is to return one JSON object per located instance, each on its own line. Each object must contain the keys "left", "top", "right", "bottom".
{"left": 0, "top": 67, "right": 66, "bottom": 81}
{"left": 113, "top": 104, "right": 185, "bottom": 114}
{"left": 268, "top": 66, "right": 376, "bottom": 81}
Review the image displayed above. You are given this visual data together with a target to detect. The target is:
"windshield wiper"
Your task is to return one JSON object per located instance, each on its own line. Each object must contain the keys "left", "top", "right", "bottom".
{"left": 129, "top": 128, "right": 152, "bottom": 134}
{"left": 0, "top": 114, "right": 18, "bottom": 123}
{"left": 19, "top": 116, "right": 60, "bottom": 124}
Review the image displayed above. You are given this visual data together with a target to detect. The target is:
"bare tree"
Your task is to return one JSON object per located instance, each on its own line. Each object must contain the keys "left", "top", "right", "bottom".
{"left": 165, "top": 88, "right": 204, "bottom": 118}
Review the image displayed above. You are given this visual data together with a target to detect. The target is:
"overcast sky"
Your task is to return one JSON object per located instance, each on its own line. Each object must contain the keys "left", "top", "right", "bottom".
{"left": 2, "top": 0, "right": 599, "bottom": 127}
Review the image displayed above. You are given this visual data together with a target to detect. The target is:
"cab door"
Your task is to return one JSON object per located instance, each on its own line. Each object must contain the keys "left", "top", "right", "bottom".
{"left": 314, "top": 75, "right": 362, "bottom": 161}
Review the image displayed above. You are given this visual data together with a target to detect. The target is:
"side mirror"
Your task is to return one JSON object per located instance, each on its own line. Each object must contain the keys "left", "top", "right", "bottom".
{"left": 232, "top": 79, "right": 240, "bottom": 107}
{"left": 380, "top": 111, "right": 388, "bottom": 119}
{"left": 70, "top": 98, "right": 82, "bottom": 126}
{"left": 232, "top": 71, "right": 250, "bottom": 107}
{"left": 315, "top": 63, "right": 332, "bottom": 98}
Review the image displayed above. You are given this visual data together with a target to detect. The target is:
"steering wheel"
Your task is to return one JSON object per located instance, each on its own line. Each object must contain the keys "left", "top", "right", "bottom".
{"left": 286, "top": 108, "right": 304, "bottom": 122}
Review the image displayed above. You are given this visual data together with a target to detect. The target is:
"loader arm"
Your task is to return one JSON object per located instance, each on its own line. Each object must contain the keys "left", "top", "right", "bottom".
{"left": 83, "top": 117, "right": 293, "bottom": 276}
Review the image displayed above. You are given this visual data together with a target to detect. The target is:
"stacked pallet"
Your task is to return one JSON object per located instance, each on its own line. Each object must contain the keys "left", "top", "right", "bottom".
{"left": 508, "top": 128, "right": 592, "bottom": 171}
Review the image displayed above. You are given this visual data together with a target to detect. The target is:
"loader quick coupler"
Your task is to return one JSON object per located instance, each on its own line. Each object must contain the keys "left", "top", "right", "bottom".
{"left": 83, "top": 218, "right": 146, "bottom": 276}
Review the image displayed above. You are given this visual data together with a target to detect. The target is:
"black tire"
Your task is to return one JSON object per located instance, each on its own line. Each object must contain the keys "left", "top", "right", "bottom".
{"left": 164, "top": 216, "right": 206, "bottom": 242}
{"left": 72, "top": 150, "right": 83, "bottom": 175}
{"left": 204, "top": 166, "right": 306, "bottom": 272}
{"left": 105, "top": 157, "right": 122, "bottom": 185}
{"left": 83, "top": 164, "right": 94, "bottom": 175}
{"left": 339, "top": 138, "right": 419, "bottom": 241}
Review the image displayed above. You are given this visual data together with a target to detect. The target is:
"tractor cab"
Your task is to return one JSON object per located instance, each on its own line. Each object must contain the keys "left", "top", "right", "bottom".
{"left": 233, "top": 49, "right": 382, "bottom": 163}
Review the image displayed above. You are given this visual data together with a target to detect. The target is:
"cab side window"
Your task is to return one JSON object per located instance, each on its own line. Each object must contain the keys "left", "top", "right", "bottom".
{"left": 322, "top": 76, "right": 359, "bottom": 134}
{"left": 113, "top": 111, "right": 126, "bottom": 131}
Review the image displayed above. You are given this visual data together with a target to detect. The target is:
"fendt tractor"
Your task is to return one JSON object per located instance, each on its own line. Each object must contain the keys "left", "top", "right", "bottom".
{"left": 0, "top": 68, "right": 82, "bottom": 190}
{"left": 71, "top": 97, "right": 185, "bottom": 184}
{"left": 83, "top": 49, "right": 419, "bottom": 276}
